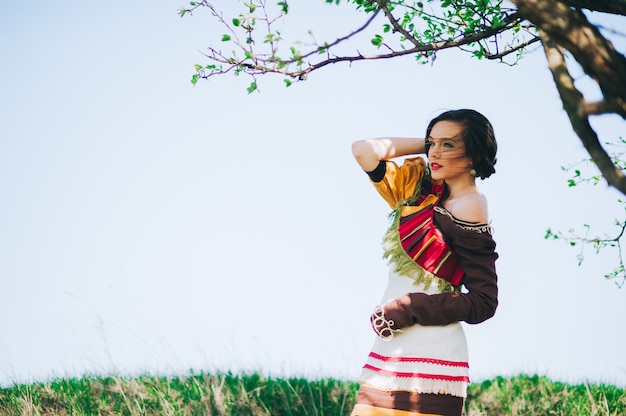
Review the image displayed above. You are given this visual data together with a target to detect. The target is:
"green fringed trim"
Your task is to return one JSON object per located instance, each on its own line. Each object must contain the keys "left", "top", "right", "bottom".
{"left": 380, "top": 179, "right": 457, "bottom": 294}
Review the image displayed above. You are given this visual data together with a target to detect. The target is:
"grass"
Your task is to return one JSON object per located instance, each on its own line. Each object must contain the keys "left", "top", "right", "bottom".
{"left": 465, "top": 375, "right": 626, "bottom": 415}
{"left": 0, "top": 372, "right": 624, "bottom": 415}
{"left": 0, "top": 372, "right": 358, "bottom": 416}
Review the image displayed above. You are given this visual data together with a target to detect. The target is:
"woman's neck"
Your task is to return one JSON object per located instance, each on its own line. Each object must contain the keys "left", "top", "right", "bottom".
{"left": 445, "top": 177, "right": 477, "bottom": 199}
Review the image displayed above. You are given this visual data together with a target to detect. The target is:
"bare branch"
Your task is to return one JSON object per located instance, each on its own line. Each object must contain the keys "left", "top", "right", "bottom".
{"left": 485, "top": 36, "right": 542, "bottom": 60}
{"left": 296, "top": 7, "right": 383, "bottom": 62}
{"left": 583, "top": 98, "right": 626, "bottom": 115}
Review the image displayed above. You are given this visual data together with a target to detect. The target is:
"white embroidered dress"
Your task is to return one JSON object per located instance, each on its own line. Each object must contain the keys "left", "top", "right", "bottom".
{"left": 358, "top": 269, "right": 469, "bottom": 398}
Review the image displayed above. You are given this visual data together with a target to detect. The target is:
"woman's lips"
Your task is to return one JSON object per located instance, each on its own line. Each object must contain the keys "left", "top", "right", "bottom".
{"left": 430, "top": 162, "right": 441, "bottom": 170}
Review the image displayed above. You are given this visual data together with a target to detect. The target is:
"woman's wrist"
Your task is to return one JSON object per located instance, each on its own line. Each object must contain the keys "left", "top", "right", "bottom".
{"left": 413, "top": 138, "right": 426, "bottom": 155}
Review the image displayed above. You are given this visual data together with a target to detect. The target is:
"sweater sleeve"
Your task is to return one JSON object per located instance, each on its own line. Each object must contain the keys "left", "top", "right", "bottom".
{"left": 368, "top": 157, "right": 427, "bottom": 210}
{"left": 382, "top": 216, "right": 499, "bottom": 327}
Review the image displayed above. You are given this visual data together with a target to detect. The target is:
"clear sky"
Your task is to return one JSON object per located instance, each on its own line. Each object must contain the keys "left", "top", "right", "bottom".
{"left": 1, "top": 1, "right": 625, "bottom": 388}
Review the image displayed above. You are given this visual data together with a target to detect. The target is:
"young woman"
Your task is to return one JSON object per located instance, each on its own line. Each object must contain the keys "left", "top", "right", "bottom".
{"left": 350, "top": 109, "right": 499, "bottom": 416}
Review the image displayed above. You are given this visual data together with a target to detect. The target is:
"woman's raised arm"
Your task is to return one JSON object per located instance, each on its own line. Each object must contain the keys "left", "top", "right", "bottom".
{"left": 351, "top": 138, "right": 426, "bottom": 172}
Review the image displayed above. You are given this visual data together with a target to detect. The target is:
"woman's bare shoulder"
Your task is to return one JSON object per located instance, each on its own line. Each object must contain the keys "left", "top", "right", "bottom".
{"left": 449, "top": 191, "right": 489, "bottom": 224}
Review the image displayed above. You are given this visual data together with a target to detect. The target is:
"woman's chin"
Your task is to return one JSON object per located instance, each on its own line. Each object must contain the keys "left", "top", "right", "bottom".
{"left": 430, "top": 171, "right": 443, "bottom": 181}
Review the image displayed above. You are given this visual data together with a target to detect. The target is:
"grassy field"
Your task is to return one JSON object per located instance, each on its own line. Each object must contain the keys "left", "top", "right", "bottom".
{"left": 1, "top": 372, "right": 625, "bottom": 415}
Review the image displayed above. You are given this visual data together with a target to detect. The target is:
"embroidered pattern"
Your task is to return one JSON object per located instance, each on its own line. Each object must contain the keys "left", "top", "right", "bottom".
{"left": 371, "top": 306, "right": 403, "bottom": 340}
{"left": 433, "top": 206, "right": 493, "bottom": 234}
{"left": 361, "top": 350, "right": 470, "bottom": 397}
{"left": 362, "top": 364, "right": 470, "bottom": 383}
{"left": 368, "top": 352, "right": 469, "bottom": 368}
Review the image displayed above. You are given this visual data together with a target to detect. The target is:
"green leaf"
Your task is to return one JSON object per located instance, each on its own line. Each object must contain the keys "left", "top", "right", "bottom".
{"left": 232, "top": 18, "right": 241, "bottom": 26}
{"left": 290, "top": 46, "right": 301, "bottom": 60}
{"left": 221, "top": 34, "right": 231, "bottom": 42}
{"left": 284, "top": 79, "right": 292, "bottom": 87}
{"left": 247, "top": 82, "right": 258, "bottom": 93}
{"left": 191, "top": 74, "right": 199, "bottom": 85}
{"left": 371, "top": 34, "right": 383, "bottom": 47}
{"left": 567, "top": 179, "right": 576, "bottom": 187}
{"left": 244, "top": 2, "right": 256, "bottom": 12}
{"left": 277, "top": 1, "right": 288, "bottom": 13}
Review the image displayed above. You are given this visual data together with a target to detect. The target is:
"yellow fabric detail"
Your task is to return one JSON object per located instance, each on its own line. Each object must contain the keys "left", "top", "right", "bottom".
{"left": 400, "top": 193, "right": 439, "bottom": 217}
{"left": 400, "top": 218, "right": 430, "bottom": 241}
{"left": 372, "top": 157, "right": 427, "bottom": 210}
{"left": 412, "top": 235, "right": 437, "bottom": 261}
{"left": 432, "top": 251, "right": 452, "bottom": 274}
{"left": 351, "top": 404, "right": 441, "bottom": 416}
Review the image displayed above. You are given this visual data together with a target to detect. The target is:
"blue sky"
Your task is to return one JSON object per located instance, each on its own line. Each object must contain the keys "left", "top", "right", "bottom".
{"left": 1, "top": 1, "right": 625, "bottom": 387}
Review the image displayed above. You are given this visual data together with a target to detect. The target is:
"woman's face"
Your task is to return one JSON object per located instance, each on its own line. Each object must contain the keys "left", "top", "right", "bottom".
{"left": 426, "top": 120, "right": 473, "bottom": 182}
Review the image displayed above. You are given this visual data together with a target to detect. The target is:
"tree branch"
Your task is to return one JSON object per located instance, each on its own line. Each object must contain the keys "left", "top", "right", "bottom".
{"left": 485, "top": 36, "right": 542, "bottom": 60}
{"left": 583, "top": 98, "right": 626, "bottom": 115}
{"left": 201, "top": 10, "right": 526, "bottom": 81}
{"left": 540, "top": 33, "right": 626, "bottom": 194}
{"left": 513, "top": 0, "right": 626, "bottom": 115}
{"left": 563, "top": 0, "right": 626, "bottom": 16}
{"left": 377, "top": 1, "right": 421, "bottom": 48}
{"left": 296, "top": 6, "right": 383, "bottom": 62}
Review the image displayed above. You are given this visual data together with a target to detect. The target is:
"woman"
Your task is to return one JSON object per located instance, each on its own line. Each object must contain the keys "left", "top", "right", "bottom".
{"left": 350, "top": 109, "right": 499, "bottom": 416}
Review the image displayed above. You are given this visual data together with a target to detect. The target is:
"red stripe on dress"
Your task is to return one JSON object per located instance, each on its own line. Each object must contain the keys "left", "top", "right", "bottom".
{"left": 368, "top": 352, "right": 469, "bottom": 368}
{"left": 363, "top": 364, "right": 470, "bottom": 383}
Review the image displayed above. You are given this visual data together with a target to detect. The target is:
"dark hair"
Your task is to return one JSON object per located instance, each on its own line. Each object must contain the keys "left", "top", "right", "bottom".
{"left": 425, "top": 109, "right": 497, "bottom": 179}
